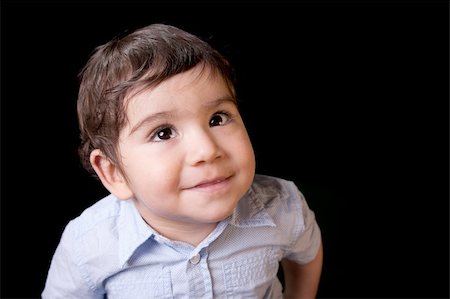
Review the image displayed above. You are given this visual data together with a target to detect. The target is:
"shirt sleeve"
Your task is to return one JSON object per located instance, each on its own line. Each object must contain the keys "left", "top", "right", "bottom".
{"left": 41, "top": 221, "right": 103, "bottom": 299}
{"left": 284, "top": 184, "right": 322, "bottom": 264}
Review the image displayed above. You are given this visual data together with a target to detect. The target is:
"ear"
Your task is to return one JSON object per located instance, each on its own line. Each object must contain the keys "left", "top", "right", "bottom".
{"left": 90, "top": 149, "right": 133, "bottom": 200}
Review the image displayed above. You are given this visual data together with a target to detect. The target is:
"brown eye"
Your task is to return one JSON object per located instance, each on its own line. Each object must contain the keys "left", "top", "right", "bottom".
{"left": 156, "top": 128, "right": 173, "bottom": 140}
{"left": 209, "top": 112, "right": 230, "bottom": 127}
{"left": 149, "top": 126, "right": 177, "bottom": 142}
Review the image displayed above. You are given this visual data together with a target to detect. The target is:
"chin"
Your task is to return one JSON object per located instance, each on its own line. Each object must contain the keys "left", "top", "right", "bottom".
{"left": 201, "top": 207, "right": 235, "bottom": 224}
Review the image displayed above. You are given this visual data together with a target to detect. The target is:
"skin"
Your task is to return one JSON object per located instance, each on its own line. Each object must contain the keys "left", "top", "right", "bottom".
{"left": 91, "top": 64, "right": 256, "bottom": 246}
{"left": 282, "top": 242, "right": 323, "bottom": 298}
{"left": 90, "top": 63, "right": 322, "bottom": 297}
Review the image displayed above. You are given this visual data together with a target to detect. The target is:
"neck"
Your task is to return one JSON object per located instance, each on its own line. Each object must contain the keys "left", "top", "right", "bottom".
{"left": 150, "top": 221, "right": 218, "bottom": 246}
{"left": 133, "top": 200, "right": 221, "bottom": 246}
{"left": 137, "top": 210, "right": 219, "bottom": 246}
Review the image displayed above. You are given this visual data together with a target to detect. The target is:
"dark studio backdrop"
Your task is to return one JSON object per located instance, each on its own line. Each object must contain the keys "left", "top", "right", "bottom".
{"left": 1, "top": 1, "right": 448, "bottom": 298}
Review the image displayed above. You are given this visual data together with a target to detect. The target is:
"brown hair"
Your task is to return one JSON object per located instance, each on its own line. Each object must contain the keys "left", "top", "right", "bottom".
{"left": 77, "top": 23, "right": 236, "bottom": 177}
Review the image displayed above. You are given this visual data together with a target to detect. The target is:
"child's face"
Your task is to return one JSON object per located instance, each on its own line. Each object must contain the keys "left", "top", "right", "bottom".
{"left": 117, "top": 65, "right": 255, "bottom": 227}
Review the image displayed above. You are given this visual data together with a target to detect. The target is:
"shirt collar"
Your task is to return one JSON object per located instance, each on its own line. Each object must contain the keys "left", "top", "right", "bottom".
{"left": 228, "top": 186, "right": 276, "bottom": 228}
{"left": 116, "top": 183, "right": 277, "bottom": 266}
{"left": 117, "top": 199, "right": 155, "bottom": 266}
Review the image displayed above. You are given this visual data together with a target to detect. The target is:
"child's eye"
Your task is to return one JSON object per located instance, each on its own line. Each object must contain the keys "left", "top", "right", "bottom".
{"left": 209, "top": 112, "right": 231, "bottom": 127}
{"left": 149, "top": 126, "right": 177, "bottom": 142}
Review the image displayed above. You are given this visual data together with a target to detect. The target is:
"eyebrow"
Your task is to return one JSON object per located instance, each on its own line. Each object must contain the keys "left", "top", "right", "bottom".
{"left": 128, "top": 96, "right": 236, "bottom": 136}
{"left": 128, "top": 111, "right": 175, "bottom": 136}
{"left": 202, "top": 97, "right": 236, "bottom": 109}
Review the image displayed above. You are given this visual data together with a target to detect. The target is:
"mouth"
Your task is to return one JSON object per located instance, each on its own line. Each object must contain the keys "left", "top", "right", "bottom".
{"left": 185, "top": 175, "right": 232, "bottom": 191}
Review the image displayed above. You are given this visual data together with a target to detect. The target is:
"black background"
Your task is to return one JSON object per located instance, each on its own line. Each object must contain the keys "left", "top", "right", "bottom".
{"left": 1, "top": 1, "right": 448, "bottom": 298}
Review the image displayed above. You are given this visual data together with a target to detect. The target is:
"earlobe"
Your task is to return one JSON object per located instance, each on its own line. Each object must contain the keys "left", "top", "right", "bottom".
{"left": 90, "top": 149, "right": 133, "bottom": 200}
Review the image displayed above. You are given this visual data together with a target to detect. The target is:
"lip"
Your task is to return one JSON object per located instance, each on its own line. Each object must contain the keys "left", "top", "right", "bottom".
{"left": 185, "top": 175, "right": 232, "bottom": 192}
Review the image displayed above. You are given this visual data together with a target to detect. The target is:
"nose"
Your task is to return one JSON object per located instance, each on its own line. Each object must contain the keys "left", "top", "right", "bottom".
{"left": 185, "top": 127, "right": 222, "bottom": 165}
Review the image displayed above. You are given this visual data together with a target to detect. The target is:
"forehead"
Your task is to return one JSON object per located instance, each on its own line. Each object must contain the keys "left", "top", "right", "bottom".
{"left": 124, "top": 65, "right": 234, "bottom": 120}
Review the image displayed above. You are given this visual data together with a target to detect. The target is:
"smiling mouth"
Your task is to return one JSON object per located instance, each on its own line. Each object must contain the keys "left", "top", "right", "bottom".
{"left": 186, "top": 176, "right": 232, "bottom": 191}
{"left": 196, "top": 178, "right": 226, "bottom": 187}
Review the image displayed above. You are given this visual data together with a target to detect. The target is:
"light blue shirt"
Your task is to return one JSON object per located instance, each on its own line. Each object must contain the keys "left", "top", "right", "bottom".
{"left": 42, "top": 174, "right": 321, "bottom": 299}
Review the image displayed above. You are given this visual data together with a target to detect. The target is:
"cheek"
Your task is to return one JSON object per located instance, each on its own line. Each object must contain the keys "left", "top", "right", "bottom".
{"left": 232, "top": 132, "right": 256, "bottom": 173}
{"left": 243, "top": 143, "right": 256, "bottom": 176}
{"left": 124, "top": 153, "right": 182, "bottom": 196}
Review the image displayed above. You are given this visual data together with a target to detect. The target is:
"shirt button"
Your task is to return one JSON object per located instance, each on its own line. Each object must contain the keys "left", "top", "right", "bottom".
{"left": 189, "top": 254, "right": 201, "bottom": 265}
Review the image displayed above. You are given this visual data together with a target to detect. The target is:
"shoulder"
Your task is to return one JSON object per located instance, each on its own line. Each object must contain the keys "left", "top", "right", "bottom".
{"left": 251, "top": 174, "right": 305, "bottom": 209}
{"left": 66, "top": 194, "right": 123, "bottom": 239}
{"left": 249, "top": 174, "right": 311, "bottom": 230}
{"left": 251, "top": 174, "right": 321, "bottom": 255}
{"left": 59, "top": 194, "right": 133, "bottom": 261}
{"left": 48, "top": 194, "right": 128, "bottom": 290}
